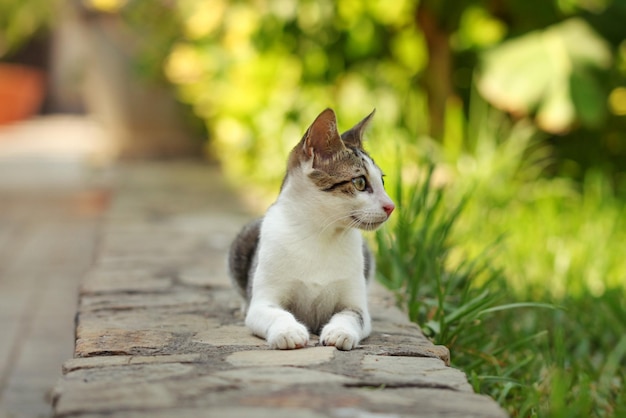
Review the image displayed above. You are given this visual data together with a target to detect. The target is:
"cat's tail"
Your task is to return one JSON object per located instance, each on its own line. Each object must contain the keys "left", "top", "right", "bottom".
{"left": 227, "top": 218, "right": 263, "bottom": 301}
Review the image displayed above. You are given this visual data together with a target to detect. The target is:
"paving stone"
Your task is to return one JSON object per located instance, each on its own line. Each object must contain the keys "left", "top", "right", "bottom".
{"left": 193, "top": 325, "right": 266, "bottom": 347}
{"left": 79, "top": 288, "right": 212, "bottom": 311}
{"left": 75, "top": 328, "right": 176, "bottom": 357}
{"left": 100, "top": 230, "right": 209, "bottom": 251}
{"left": 63, "top": 362, "right": 196, "bottom": 384}
{"left": 178, "top": 263, "right": 231, "bottom": 288}
{"left": 369, "top": 340, "right": 451, "bottom": 366}
{"left": 168, "top": 214, "right": 246, "bottom": 238}
{"left": 62, "top": 356, "right": 134, "bottom": 373}
{"left": 126, "top": 353, "right": 205, "bottom": 366}
{"left": 96, "top": 254, "right": 204, "bottom": 269}
{"left": 331, "top": 388, "right": 509, "bottom": 417}
{"left": 201, "top": 408, "right": 328, "bottom": 418}
{"left": 215, "top": 366, "right": 354, "bottom": 386}
{"left": 226, "top": 346, "right": 337, "bottom": 367}
{"left": 54, "top": 372, "right": 236, "bottom": 416}
{"left": 361, "top": 355, "right": 473, "bottom": 392}
{"left": 62, "top": 354, "right": 205, "bottom": 373}
{"left": 230, "top": 386, "right": 371, "bottom": 410}
{"left": 60, "top": 408, "right": 327, "bottom": 418}
{"left": 78, "top": 310, "right": 214, "bottom": 333}
{"left": 80, "top": 270, "right": 174, "bottom": 294}
{"left": 54, "top": 381, "right": 178, "bottom": 415}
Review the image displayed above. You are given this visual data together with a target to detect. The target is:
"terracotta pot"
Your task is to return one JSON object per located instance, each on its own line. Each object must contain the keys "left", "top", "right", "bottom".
{"left": 0, "top": 63, "right": 45, "bottom": 125}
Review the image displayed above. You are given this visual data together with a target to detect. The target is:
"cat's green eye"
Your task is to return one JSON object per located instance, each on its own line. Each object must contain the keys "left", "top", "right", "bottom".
{"left": 352, "top": 176, "right": 367, "bottom": 191}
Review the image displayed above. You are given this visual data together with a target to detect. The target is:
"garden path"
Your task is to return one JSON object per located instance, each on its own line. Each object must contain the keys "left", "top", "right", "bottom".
{"left": 0, "top": 117, "right": 508, "bottom": 417}
{"left": 51, "top": 161, "right": 507, "bottom": 417}
{"left": 0, "top": 116, "right": 110, "bottom": 418}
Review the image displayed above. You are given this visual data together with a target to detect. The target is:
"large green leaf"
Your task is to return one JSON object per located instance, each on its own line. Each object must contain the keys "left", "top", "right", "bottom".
{"left": 477, "top": 18, "right": 612, "bottom": 134}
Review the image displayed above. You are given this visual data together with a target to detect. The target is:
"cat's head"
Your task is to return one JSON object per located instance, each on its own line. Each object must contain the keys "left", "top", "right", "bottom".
{"left": 283, "top": 108, "right": 395, "bottom": 231}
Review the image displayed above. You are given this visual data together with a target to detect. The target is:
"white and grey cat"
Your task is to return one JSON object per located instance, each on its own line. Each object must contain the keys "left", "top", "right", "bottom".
{"left": 228, "top": 108, "right": 394, "bottom": 351}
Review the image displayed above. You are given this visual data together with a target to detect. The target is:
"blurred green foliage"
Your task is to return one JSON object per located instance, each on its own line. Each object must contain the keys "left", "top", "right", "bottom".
{"left": 160, "top": 0, "right": 430, "bottom": 199}
{"left": 478, "top": 18, "right": 612, "bottom": 134}
{"left": 0, "top": 0, "right": 59, "bottom": 58}
{"left": 448, "top": 93, "right": 626, "bottom": 299}
{"left": 94, "top": 0, "right": 626, "bottom": 197}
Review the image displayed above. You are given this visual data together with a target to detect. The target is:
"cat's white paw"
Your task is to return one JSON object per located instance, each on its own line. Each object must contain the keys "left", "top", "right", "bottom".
{"left": 267, "top": 321, "right": 309, "bottom": 350}
{"left": 320, "top": 324, "right": 360, "bottom": 351}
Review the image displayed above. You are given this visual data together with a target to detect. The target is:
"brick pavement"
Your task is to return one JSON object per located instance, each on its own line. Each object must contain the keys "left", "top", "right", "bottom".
{"left": 0, "top": 116, "right": 111, "bottom": 418}
{"left": 50, "top": 162, "right": 508, "bottom": 418}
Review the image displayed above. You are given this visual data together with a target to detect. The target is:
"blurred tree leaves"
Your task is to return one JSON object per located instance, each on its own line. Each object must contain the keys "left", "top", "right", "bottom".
{"left": 157, "top": 0, "right": 430, "bottom": 195}
{"left": 37, "top": 0, "right": 625, "bottom": 192}
{"left": 478, "top": 18, "right": 612, "bottom": 134}
{"left": 0, "top": 0, "right": 59, "bottom": 58}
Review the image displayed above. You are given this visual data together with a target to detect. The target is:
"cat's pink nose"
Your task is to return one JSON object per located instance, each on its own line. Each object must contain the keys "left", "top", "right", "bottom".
{"left": 383, "top": 203, "right": 395, "bottom": 217}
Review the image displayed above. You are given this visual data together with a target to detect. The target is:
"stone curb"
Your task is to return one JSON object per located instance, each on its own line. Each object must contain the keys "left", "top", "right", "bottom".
{"left": 51, "top": 162, "right": 508, "bottom": 418}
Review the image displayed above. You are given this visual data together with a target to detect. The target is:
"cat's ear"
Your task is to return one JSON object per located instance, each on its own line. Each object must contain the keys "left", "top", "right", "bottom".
{"left": 341, "top": 109, "right": 376, "bottom": 148}
{"left": 303, "top": 108, "right": 345, "bottom": 159}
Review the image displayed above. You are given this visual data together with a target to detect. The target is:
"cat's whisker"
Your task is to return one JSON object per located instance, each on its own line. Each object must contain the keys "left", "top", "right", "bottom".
{"left": 310, "top": 212, "right": 354, "bottom": 237}
{"left": 282, "top": 212, "right": 354, "bottom": 245}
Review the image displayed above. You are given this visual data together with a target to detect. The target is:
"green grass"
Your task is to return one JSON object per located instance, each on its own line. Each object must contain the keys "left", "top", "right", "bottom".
{"left": 374, "top": 158, "right": 626, "bottom": 417}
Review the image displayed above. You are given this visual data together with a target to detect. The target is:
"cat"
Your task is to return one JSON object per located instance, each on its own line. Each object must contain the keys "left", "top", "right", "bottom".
{"left": 228, "top": 108, "right": 395, "bottom": 350}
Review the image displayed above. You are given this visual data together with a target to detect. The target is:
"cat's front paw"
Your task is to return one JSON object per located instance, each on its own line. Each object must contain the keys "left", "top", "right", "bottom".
{"left": 320, "top": 324, "right": 360, "bottom": 351}
{"left": 267, "top": 321, "right": 309, "bottom": 350}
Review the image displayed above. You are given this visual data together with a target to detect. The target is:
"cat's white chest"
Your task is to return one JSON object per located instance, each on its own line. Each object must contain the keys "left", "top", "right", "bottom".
{"left": 252, "top": 204, "right": 367, "bottom": 331}
{"left": 260, "top": 205, "right": 364, "bottom": 284}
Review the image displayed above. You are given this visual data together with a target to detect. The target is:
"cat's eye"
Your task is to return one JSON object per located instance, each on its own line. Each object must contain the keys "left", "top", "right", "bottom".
{"left": 352, "top": 176, "right": 367, "bottom": 191}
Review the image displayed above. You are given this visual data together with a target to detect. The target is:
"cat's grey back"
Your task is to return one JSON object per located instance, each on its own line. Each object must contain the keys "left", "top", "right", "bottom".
{"left": 228, "top": 218, "right": 263, "bottom": 300}
{"left": 362, "top": 241, "right": 374, "bottom": 282}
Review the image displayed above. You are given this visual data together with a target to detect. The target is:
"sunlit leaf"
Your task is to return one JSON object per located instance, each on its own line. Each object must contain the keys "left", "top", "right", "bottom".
{"left": 87, "top": 0, "right": 127, "bottom": 13}
{"left": 391, "top": 27, "right": 427, "bottom": 73}
{"left": 478, "top": 18, "right": 612, "bottom": 134}
{"left": 608, "top": 87, "right": 626, "bottom": 116}
{"left": 181, "top": 0, "right": 225, "bottom": 40}
{"left": 164, "top": 43, "right": 204, "bottom": 84}
{"left": 455, "top": 6, "right": 507, "bottom": 49}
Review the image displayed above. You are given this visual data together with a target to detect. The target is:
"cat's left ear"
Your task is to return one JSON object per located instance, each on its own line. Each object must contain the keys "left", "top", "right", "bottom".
{"left": 341, "top": 109, "right": 376, "bottom": 148}
{"left": 303, "top": 108, "right": 345, "bottom": 160}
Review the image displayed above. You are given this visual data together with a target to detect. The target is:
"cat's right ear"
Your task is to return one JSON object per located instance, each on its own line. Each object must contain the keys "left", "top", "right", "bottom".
{"left": 303, "top": 108, "right": 345, "bottom": 160}
{"left": 341, "top": 109, "right": 375, "bottom": 148}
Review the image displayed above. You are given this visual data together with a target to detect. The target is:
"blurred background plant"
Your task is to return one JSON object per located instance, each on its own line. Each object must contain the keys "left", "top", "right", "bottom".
{"left": 0, "top": 0, "right": 59, "bottom": 57}
{"left": 82, "top": 0, "right": 626, "bottom": 200}
{"left": 3, "top": 0, "right": 626, "bottom": 416}
{"left": 0, "top": 0, "right": 61, "bottom": 124}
